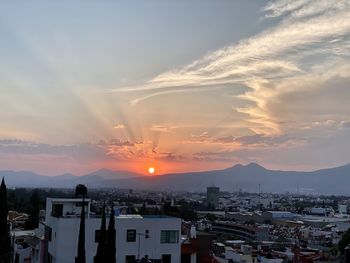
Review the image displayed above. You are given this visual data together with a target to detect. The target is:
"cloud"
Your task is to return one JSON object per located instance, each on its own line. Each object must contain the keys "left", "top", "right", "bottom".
{"left": 150, "top": 125, "right": 180, "bottom": 133}
{"left": 264, "top": 0, "right": 349, "bottom": 19}
{"left": 188, "top": 132, "right": 211, "bottom": 143}
{"left": 98, "top": 139, "right": 135, "bottom": 147}
{"left": 0, "top": 139, "right": 108, "bottom": 163}
{"left": 185, "top": 132, "right": 306, "bottom": 150}
{"left": 113, "top": 124, "right": 125, "bottom": 129}
{"left": 113, "top": 0, "right": 350, "bottom": 137}
{"left": 341, "top": 120, "right": 350, "bottom": 129}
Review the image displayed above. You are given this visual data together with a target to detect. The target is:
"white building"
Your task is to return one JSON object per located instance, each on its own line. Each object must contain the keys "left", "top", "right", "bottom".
{"left": 11, "top": 230, "right": 36, "bottom": 263}
{"left": 338, "top": 204, "right": 348, "bottom": 214}
{"left": 38, "top": 198, "right": 181, "bottom": 263}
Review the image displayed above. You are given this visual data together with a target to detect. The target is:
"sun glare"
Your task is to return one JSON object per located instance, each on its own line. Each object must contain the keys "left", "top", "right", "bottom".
{"left": 148, "top": 167, "right": 155, "bottom": 174}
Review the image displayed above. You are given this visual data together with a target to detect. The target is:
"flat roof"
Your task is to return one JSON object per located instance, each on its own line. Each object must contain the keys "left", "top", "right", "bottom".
{"left": 116, "top": 214, "right": 178, "bottom": 219}
{"left": 48, "top": 198, "right": 91, "bottom": 202}
{"left": 301, "top": 216, "right": 350, "bottom": 223}
{"left": 117, "top": 215, "right": 143, "bottom": 219}
{"left": 143, "top": 215, "right": 176, "bottom": 219}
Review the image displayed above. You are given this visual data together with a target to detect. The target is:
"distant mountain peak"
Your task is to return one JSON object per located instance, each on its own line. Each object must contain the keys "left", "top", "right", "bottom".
{"left": 245, "top": 162, "right": 266, "bottom": 169}
{"left": 230, "top": 162, "right": 266, "bottom": 170}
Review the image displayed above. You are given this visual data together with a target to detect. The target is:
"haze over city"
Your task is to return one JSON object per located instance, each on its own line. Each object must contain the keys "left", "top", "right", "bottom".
{"left": 4, "top": 2, "right": 350, "bottom": 263}
{"left": 1, "top": 0, "right": 350, "bottom": 176}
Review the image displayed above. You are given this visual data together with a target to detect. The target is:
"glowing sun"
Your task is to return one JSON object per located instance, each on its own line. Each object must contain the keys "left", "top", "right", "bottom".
{"left": 148, "top": 167, "right": 156, "bottom": 174}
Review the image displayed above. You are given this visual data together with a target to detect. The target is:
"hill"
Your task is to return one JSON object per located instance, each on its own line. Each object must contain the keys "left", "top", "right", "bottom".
{"left": 2, "top": 163, "right": 350, "bottom": 195}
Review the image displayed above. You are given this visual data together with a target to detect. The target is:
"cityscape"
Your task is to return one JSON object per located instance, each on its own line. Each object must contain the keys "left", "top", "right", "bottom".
{"left": 1, "top": 0, "right": 350, "bottom": 263}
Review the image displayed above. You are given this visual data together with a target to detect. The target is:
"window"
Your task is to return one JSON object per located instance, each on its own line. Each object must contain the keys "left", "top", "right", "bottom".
{"left": 162, "top": 254, "right": 171, "bottom": 263}
{"left": 51, "top": 204, "right": 63, "bottom": 217}
{"left": 125, "top": 255, "right": 136, "bottom": 263}
{"left": 160, "top": 230, "right": 179, "bottom": 243}
{"left": 126, "top": 229, "right": 136, "bottom": 242}
{"left": 48, "top": 253, "right": 53, "bottom": 263}
{"left": 47, "top": 227, "right": 52, "bottom": 241}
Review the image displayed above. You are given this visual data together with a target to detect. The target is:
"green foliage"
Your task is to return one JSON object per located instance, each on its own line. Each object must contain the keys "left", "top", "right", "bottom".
{"left": 94, "top": 204, "right": 107, "bottom": 263}
{"left": 0, "top": 179, "right": 11, "bottom": 263}
{"left": 330, "top": 246, "right": 339, "bottom": 256}
{"left": 25, "top": 191, "right": 41, "bottom": 229}
{"left": 338, "top": 228, "right": 350, "bottom": 254}
{"left": 205, "top": 213, "right": 217, "bottom": 222}
{"left": 7, "top": 188, "right": 67, "bottom": 213}
{"left": 162, "top": 201, "right": 198, "bottom": 221}
{"left": 106, "top": 205, "right": 116, "bottom": 263}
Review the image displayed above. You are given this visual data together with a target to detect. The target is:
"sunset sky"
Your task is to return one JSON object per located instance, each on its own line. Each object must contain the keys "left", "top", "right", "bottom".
{"left": 1, "top": 0, "right": 350, "bottom": 175}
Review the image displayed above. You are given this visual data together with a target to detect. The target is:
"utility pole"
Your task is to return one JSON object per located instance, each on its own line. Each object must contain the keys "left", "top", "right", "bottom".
{"left": 137, "top": 230, "right": 149, "bottom": 261}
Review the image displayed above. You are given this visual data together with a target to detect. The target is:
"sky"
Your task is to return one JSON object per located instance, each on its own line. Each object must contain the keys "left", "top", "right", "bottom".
{"left": 1, "top": 0, "right": 350, "bottom": 176}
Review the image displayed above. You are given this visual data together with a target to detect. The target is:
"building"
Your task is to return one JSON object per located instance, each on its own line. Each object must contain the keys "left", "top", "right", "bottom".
{"left": 181, "top": 229, "right": 216, "bottom": 263}
{"left": 211, "top": 221, "right": 269, "bottom": 241}
{"left": 261, "top": 211, "right": 296, "bottom": 223}
{"left": 338, "top": 204, "right": 348, "bottom": 214}
{"left": 11, "top": 230, "right": 38, "bottom": 263}
{"left": 310, "top": 207, "right": 330, "bottom": 216}
{"left": 207, "top": 187, "right": 220, "bottom": 208}
{"left": 36, "top": 198, "right": 181, "bottom": 263}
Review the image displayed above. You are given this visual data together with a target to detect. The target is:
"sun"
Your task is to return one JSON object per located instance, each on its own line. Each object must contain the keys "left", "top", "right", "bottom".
{"left": 148, "top": 167, "right": 155, "bottom": 174}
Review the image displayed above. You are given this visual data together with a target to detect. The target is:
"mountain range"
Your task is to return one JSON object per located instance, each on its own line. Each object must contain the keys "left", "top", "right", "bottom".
{"left": 1, "top": 163, "right": 350, "bottom": 195}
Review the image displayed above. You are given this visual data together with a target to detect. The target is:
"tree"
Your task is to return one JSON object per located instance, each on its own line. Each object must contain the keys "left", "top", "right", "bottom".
{"left": 0, "top": 178, "right": 11, "bottom": 263}
{"left": 338, "top": 229, "right": 350, "bottom": 254}
{"left": 94, "top": 203, "right": 107, "bottom": 263}
{"left": 206, "top": 213, "right": 217, "bottom": 222}
{"left": 75, "top": 185, "right": 87, "bottom": 263}
{"left": 106, "top": 204, "right": 116, "bottom": 263}
{"left": 25, "top": 191, "right": 41, "bottom": 229}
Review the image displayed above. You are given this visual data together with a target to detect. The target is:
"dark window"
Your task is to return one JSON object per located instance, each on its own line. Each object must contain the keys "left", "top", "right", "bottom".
{"left": 162, "top": 254, "right": 171, "bottom": 263}
{"left": 51, "top": 204, "right": 63, "bottom": 217}
{"left": 48, "top": 253, "right": 53, "bottom": 263}
{"left": 181, "top": 254, "right": 191, "bottom": 263}
{"left": 125, "top": 255, "right": 136, "bottom": 263}
{"left": 47, "top": 227, "right": 52, "bottom": 241}
{"left": 127, "top": 229, "right": 136, "bottom": 242}
{"left": 160, "top": 230, "right": 179, "bottom": 243}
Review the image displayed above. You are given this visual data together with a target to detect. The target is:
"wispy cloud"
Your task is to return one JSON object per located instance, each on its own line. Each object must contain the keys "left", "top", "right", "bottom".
{"left": 114, "top": 0, "right": 350, "bottom": 136}
{"left": 113, "top": 124, "right": 125, "bottom": 129}
{"left": 150, "top": 125, "right": 180, "bottom": 133}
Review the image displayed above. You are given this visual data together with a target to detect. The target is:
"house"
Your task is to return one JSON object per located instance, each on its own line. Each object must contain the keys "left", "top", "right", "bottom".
{"left": 33, "top": 198, "right": 181, "bottom": 263}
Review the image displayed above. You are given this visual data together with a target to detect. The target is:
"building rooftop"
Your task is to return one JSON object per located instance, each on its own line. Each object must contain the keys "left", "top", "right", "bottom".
{"left": 143, "top": 215, "right": 176, "bottom": 219}
{"left": 48, "top": 198, "right": 91, "bottom": 203}
{"left": 116, "top": 214, "right": 178, "bottom": 219}
{"left": 117, "top": 214, "right": 143, "bottom": 219}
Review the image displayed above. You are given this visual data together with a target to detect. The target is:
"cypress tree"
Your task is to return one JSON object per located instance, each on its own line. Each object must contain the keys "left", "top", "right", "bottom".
{"left": 94, "top": 203, "right": 106, "bottom": 263}
{"left": 106, "top": 204, "right": 116, "bottom": 263}
{"left": 75, "top": 197, "right": 86, "bottom": 263}
{"left": 25, "top": 190, "right": 41, "bottom": 229}
{"left": 0, "top": 178, "right": 11, "bottom": 263}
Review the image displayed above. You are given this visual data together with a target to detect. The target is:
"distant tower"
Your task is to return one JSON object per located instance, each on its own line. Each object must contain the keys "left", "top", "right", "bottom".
{"left": 207, "top": 187, "right": 220, "bottom": 209}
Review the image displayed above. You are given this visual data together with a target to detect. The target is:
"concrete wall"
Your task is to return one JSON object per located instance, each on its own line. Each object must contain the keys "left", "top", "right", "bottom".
{"left": 47, "top": 216, "right": 181, "bottom": 263}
